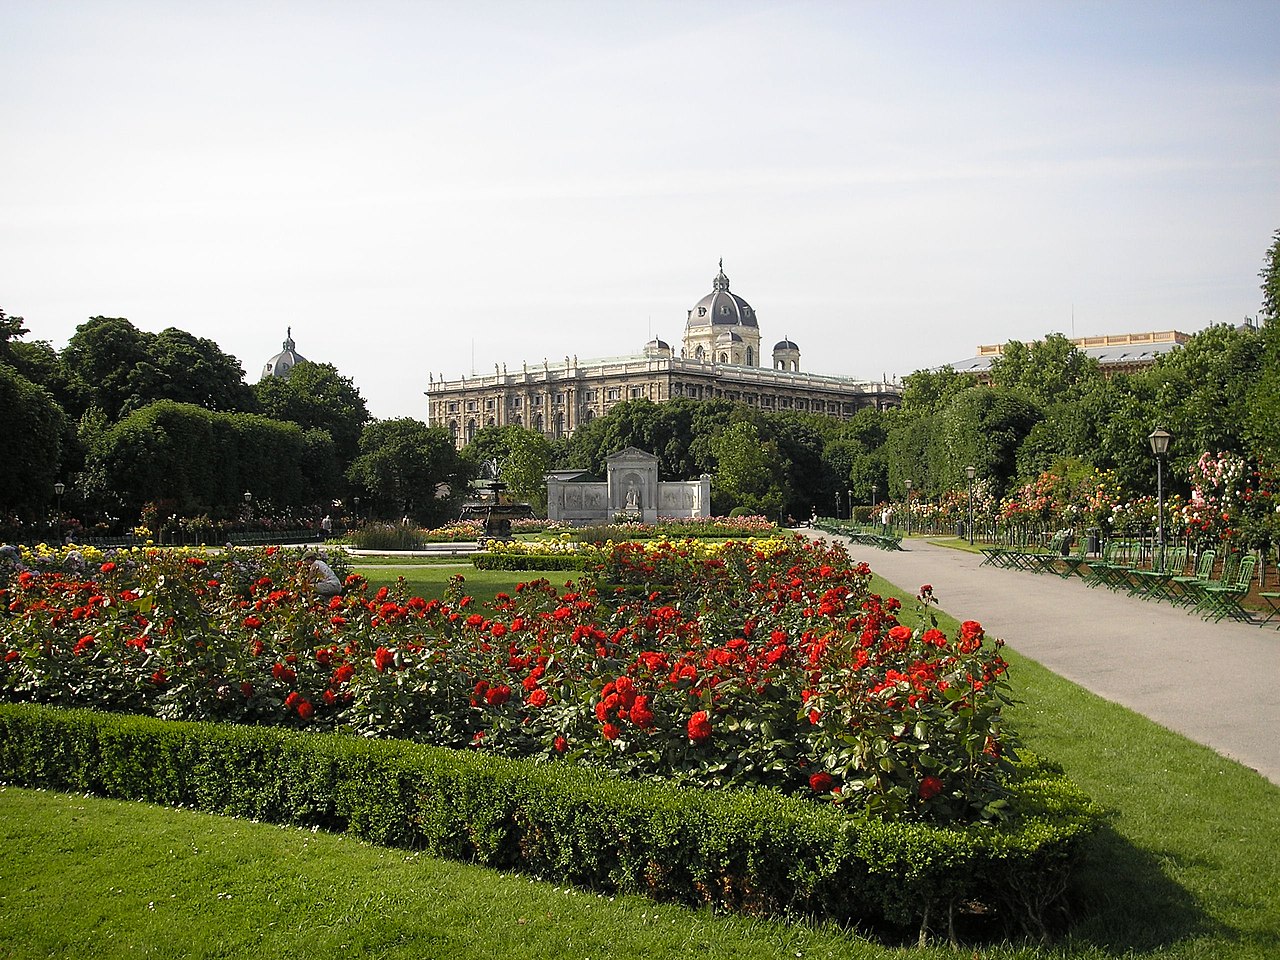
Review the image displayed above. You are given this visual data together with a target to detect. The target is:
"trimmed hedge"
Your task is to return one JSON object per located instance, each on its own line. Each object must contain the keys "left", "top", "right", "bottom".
{"left": 470, "top": 553, "right": 588, "bottom": 571}
{"left": 0, "top": 703, "right": 1098, "bottom": 939}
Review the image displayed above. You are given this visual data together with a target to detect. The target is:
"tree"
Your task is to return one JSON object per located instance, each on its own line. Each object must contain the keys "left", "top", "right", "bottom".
{"left": 1261, "top": 228, "right": 1280, "bottom": 324}
{"left": 144, "top": 328, "right": 258, "bottom": 414}
{"left": 81, "top": 401, "right": 338, "bottom": 521}
{"left": 709, "top": 421, "right": 784, "bottom": 518}
{"left": 1248, "top": 230, "right": 1280, "bottom": 458}
{"left": 935, "top": 387, "right": 1042, "bottom": 498}
{"left": 254, "top": 361, "right": 370, "bottom": 469}
{"left": 988, "top": 333, "right": 1102, "bottom": 407}
{"left": 1141, "top": 323, "right": 1263, "bottom": 462}
{"left": 347, "top": 418, "right": 468, "bottom": 525}
{"left": 0, "top": 365, "right": 68, "bottom": 520}
{"left": 61, "top": 316, "right": 154, "bottom": 421}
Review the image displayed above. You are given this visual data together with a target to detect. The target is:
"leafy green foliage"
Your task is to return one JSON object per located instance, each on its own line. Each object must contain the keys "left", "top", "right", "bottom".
{"left": 0, "top": 365, "right": 69, "bottom": 519}
{"left": 0, "top": 702, "right": 1097, "bottom": 935}
{"left": 347, "top": 418, "right": 468, "bottom": 525}
{"left": 254, "top": 360, "right": 370, "bottom": 468}
{"left": 81, "top": 401, "right": 339, "bottom": 518}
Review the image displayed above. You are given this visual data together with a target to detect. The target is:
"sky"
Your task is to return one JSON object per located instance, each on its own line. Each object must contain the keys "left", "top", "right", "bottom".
{"left": 3, "top": 1, "right": 1278, "bottom": 419}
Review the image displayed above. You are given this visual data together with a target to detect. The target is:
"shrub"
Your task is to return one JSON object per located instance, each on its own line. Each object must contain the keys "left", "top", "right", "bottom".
{"left": 347, "top": 523, "right": 428, "bottom": 551}
{"left": 0, "top": 703, "right": 1098, "bottom": 940}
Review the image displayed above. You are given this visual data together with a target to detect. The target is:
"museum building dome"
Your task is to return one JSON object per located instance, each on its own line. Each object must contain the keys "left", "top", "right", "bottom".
{"left": 260, "top": 328, "right": 307, "bottom": 381}
{"left": 685, "top": 260, "right": 758, "bottom": 329}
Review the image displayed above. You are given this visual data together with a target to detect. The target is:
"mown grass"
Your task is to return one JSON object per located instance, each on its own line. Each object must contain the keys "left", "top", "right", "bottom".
{"left": 355, "top": 564, "right": 581, "bottom": 602}
{"left": 0, "top": 568, "right": 1277, "bottom": 958}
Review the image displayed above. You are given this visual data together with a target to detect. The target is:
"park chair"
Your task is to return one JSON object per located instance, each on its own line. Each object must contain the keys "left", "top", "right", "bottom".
{"left": 1196, "top": 554, "right": 1257, "bottom": 622}
{"left": 1128, "top": 545, "right": 1188, "bottom": 601}
{"left": 1181, "top": 552, "right": 1240, "bottom": 614}
{"left": 1258, "top": 590, "right": 1280, "bottom": 629}
{"left": 1004, "top": 531, "right": 1070, "bottom": 574}
{"left": 1169, "top": 548, "right": 1216, "bottom": 607}
{"left": 1085, "top": 539, "right": 1140, "bottom": 590}
{"left": 1057, "top": 534, "right": 1091, "bottom": 579}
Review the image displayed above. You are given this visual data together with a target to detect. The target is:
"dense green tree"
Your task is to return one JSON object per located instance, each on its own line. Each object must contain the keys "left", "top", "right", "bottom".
{"left": 765, "top": 413, "right": 835, "bottom": 518}
{"left": 0, "top": 365, "right": 68, "bottom": 520}
{"left": 347, "top": 418, "right": 468, "bottom": 525}
{"left": 566, "top": 398, "right": 734, "bottom": 479}
{"left": 1141, "top": 323, "right": 1262, "bottom": 461}
{"left": 254, "top": 361, "right": 370, "bottom": 468}
{"left": 1248, "top": 230, "right": 1280, "bottom": 458}
{"left": 988, "top": 333, "right": 1102, "bottom": 407}
{"left": 61, "top": 316, "right": 154, "bottom": 421}
{"left": 81, "top": 401, "right": 331, "bottom": 521}
{"left": 926, "top": 387, "right": 1040, "bottom": 498}
{"left": 1261, "top": 228, "right": 1280, "bottom": 324}
{"left": 898, "top": 365, "right": 968, "bottom": 416}
{"left": 709, "top": 421, "right": 785, "bottom": 518}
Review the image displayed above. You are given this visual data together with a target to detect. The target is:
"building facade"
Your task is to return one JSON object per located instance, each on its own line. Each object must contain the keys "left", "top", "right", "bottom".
{"left": 426, "top": 263, "right": 901, "bottom": 448}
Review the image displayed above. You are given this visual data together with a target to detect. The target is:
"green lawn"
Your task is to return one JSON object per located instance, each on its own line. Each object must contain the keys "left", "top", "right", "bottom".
{"left": 355, "top": 564, "right": 581, "bottom": 602}
{"left": 0, "top": 568, "right": 1277, "bottom": 958}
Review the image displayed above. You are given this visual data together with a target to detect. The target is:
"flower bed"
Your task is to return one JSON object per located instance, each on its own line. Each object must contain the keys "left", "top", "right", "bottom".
{"left": 0, "top": 537, "right": 1099, "bottom": 935}
{"left": 6, "top": 538, "right": 1022, "bottom": 824}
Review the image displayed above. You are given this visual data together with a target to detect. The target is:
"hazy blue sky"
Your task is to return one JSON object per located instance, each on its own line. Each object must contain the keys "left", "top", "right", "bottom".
{"left": 4, "top": 1, "right": 1278, "bottom": 418}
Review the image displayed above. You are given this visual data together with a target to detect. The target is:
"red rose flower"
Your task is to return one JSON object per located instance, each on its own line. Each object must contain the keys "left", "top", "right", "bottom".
{"left": 602, "top": 722, "right": 621, "bottom": 741}
{"left": 919, "top": 775, "right": 944, "bottom": 800}
{"left": 553, "top": 735, "right": 568, "bottom": 753}
{"left": 296, "top": 698, "right": 314, "bottom": 720}
{"left": 240, "top": 681, "right": 254, "bottom": 699}
{"left": 243, "top": 615, "right": 262, "bottom": 629}
{"left": 100, "top": 562, "right": 116, "bottom": 573}
{"left": 374, "top": 646, "right": 395, "bottom": 672}
{"left": 809, "top": 772, "right": 835, "bottom": 793}
{"left": 485, "top": 684, "right": 512, "bottom": 706}
{"left": 527, "top": 688, "right": 549, "bottom": 708}
{"left": 4, "top": 650, "right": 18, "bottom": 663}
{"left": 687, "top": 710, "right": 712, "bottom": 742}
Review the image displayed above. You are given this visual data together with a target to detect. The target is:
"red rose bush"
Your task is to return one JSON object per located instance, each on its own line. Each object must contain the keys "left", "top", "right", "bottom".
{"left": 1, "top": 537, "right": 1016, "bottom": 824}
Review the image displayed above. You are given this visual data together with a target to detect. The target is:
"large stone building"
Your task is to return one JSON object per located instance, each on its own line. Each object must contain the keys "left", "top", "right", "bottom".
{"left": 426, "top": 262, "right": 901, "bottom": 448}
{"left": 947, "top": 330, "right": 1192, "bottom": 381}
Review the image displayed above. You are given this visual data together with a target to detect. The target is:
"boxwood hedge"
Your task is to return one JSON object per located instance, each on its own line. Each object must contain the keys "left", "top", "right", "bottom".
{"left": 0, "top": 703, "right": 1098, "bottom": 941}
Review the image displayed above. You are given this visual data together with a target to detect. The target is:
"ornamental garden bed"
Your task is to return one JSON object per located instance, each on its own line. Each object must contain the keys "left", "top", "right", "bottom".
{"left": 0, "top": 538, "right": 1099, "bottom": 941}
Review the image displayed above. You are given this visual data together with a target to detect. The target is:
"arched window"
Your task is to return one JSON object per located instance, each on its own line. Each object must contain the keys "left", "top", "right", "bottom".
{"left": 746, "top": 346, "right": 754, "bottom": 366}
{"left": 718, "top": 352, "right": 728, "bottom": 364}
{"left": 694, "top": 345, "right": 705, "bottom": 360}
{"left": 465, "top": 419, "right": 477, "bottom": 444}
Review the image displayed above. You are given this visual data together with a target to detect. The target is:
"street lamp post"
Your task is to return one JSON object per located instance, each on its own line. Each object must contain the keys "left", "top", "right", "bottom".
{"left": 904, "top": 479, "right": 913, "bottom": 537}
{"left": 1148, "top": 427, "right": 1171, "bottom": 569}
{"left": 847, "top": 487, "right": 853, "bottom": 521}
{"left": 965, "top": 466, "right": 976, "bottom": 545}
{"left": 54, "top": 481, "right": 65, "bottom": 540}
{"left": 834, "top": 490, "right": 841, "bottom": 523}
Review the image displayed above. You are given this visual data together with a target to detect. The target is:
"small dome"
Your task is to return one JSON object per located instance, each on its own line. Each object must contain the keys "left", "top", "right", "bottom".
{"left": 774, "top": 338, "right": 799, "bottom": 351}
{"left": 644, "top": 337, "right": 672, "bottom": 358}
{"left": 716, "top": 330, "right": 744, "bottom": 343}
{"left": 260, "top": 328, "right": 307, "bottom": 381}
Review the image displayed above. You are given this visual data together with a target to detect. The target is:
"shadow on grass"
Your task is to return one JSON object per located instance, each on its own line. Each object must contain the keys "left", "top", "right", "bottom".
{"left": 1060, "top": 821, "right": 1222, "bottom": 953}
